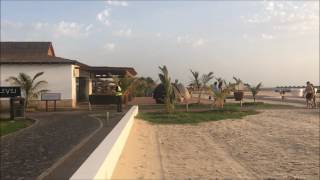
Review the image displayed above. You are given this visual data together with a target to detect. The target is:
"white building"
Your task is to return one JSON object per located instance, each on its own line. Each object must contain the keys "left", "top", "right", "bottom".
{"left": 0, "top": 42, "right": 136, "bottom": 109}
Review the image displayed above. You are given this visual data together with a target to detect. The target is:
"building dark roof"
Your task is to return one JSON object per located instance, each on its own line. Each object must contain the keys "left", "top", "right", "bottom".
{"left": 0, "top": 41, "right": 78, "bottom": 64}
{"left": 1, "top": 41, "right": 54, "bottom": 57}
{"left": 0, "top": 41, "right": 137, "bottom": 76}
{"left": 89, "top": 66, "right": 137, "bottom": 76}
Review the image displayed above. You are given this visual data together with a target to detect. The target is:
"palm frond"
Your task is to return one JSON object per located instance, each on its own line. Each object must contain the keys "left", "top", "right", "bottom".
{"left": 31, "top": 80, "right": 48, "bottom": 91}
{"left": 6, "top": 76, "right": 22, "bottom": 86}
{"left": 32, "top": 72, "right": 44, "bottom": 83}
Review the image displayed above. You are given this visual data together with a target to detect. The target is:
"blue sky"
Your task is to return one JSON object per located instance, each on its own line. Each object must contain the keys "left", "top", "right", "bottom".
{"left": 1, "top": 0, "right": 319, "bottom": 87}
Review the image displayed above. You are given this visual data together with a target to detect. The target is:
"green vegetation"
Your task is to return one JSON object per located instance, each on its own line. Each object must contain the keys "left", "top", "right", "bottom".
{"left": 158, "top": 65, "right": 175, "bottom": 113}
{"left": 212, "top": 82, "right": 235, "bottom": 108}
{"left": 190, "top": 70, "right": 214, "bottom": 104}
{"left": 0, "top": 119, "right": 33, "bottom": 136}
{"left": 139, "top": 102, "right": 294, "bottom": 111}
{"left": 138, "top": 109, "right": 258, "bottom": 124}
{"left": 245, "top": 82, "right": 263, "bottom": 102}
{"left": 6, "top": 72, "right": 48, "bottom": 109}
{"left": 133, "top": 77, "right": 156, "bottom": 97}
{"left": 137, "top": 102, "right": 296, "bottom": 124}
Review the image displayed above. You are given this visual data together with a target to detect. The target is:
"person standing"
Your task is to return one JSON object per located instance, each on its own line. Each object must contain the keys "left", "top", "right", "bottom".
{"left": 115, "top": 83, "right": 123, "bottom": 112}
{"left": 280, "top": 89, "right": 285, "bottom": 102}
{"left": 310, "top": 83, "right": 316, "bottom": 108}
{"left": 213, "top": 81, "right": 219, "bottom": 93}
{"left": 304, "top": 81, "right": 314, "bottom": 108}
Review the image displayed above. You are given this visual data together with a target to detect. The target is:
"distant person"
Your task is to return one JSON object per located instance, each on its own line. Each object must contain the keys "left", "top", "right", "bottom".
{"left": 213, "top": 81, "right": 219, "bottom": 93}
{"left": 218, "top": 81, "right": 223, "bottom": 92}
{"left": 115, "top": 82, "right": 123, "bottom": 112}
{"left": 304, "top": 81, "right": 314, "bottom": 108}
{"left": 280, "top": 89, "right": 285, "bottom": 102}
{"left": 311, "top": 83, "right": 316, "bottom": 108}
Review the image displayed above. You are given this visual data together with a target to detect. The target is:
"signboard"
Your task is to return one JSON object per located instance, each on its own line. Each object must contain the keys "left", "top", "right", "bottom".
{"left": 41, "top": 93, "right": 61, "bottom": 101}
{"left": 0, "top": 86, "right": 21, "bottom": 98}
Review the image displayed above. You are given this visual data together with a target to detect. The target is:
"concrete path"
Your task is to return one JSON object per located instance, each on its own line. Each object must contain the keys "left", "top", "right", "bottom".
{"left": 42, "top": 111, "right": 125, "bottom": 180}
{"left": 0, "top": 111, "right": 118, "bottom": 180}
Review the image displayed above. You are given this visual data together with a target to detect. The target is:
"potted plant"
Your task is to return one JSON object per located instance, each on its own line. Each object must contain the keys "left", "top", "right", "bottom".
{"left": 233, "top": 77, "right": 244, "bottom": 101}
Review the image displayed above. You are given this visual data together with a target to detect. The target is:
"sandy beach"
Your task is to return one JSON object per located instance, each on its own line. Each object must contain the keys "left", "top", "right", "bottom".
{"left": 112, "top": 108, "right": 319, "bottom": 179}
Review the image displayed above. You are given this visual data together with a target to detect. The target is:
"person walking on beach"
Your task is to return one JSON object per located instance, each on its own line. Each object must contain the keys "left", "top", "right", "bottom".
{"left": 304, "top": 81, "right": 314, "bottom": 108}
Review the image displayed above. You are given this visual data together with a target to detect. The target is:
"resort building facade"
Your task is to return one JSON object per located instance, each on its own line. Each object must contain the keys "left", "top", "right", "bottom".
{"left": 0, "top": 42, "right": 136, "bottom": 108}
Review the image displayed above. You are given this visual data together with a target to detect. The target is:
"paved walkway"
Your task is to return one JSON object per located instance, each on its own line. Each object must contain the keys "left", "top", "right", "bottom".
{"left": 0, "top": 111, "right": 123, "bottom": 180}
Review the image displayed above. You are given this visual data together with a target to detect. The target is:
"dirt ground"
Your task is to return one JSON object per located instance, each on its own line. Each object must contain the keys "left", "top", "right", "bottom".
{"left": 112, "top": 108, "right": 319, "bottom": 179}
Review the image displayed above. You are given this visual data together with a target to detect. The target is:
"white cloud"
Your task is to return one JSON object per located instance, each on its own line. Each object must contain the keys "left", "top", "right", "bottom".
{"left": 113, "top": 28, "right": 132, "bottom": 37}
{"left": 242, "top": 1, "right": 319, "bottom": 34}
{"left": 32, "top": 22, "right": 49, "bottom": 30}
{"left": 242, "top": 34, "right": 248, "bottom": 39}
{"left": 1, "top": 20, "right": 23, "bottom": 29}
{"left": 55, "top": 21, "right": 93, "bottom": 38}
{"left": 192, "top": 38, "right": 206, "bottom": 47}
{"left": 106, "top": 0, "right": 128, "bottom": 7}
{"left": 97, "top": 9, "right": 111, "bottom": 26}
{"left": 261, "top": 33, "right": 274, "bottom": 40}
{"left": 177, "top": 35, "right": 207, "bottom": 48}
{"left": 177, "top": 35, "right": 192, "bottom": 44}
{"left": 85, "top": 24, "right": 93, "bottom": 31}
{"left": 104, "top": 43, "right": 116, "bottom": 51}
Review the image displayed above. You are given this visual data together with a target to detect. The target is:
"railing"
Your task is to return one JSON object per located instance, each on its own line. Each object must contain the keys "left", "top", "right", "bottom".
{"left": 70, "top": 105, "right": 139, "bottom": 180}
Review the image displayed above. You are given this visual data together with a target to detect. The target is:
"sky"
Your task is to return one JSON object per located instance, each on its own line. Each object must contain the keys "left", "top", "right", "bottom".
{"left": 1, "top": 0, "right": 319, "bottom": 87}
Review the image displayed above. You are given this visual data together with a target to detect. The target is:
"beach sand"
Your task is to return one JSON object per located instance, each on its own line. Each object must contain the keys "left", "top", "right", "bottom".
{"left": 112, "top": 119, "right": 163, "bottom": 179}
{"left": 112, "top": 108, "right": 319, "bottom": 179}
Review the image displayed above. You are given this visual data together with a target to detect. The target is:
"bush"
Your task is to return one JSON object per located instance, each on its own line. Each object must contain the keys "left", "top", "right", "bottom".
{"left": 153, "top": 84, "right": 165, "bottom": 104}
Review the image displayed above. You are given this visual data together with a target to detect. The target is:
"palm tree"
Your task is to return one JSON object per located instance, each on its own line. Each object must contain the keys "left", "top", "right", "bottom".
{"left": 6, "top": 72, "right": 48, "bottom": 109}
{"left": 245, "top": 82, "right": 262, "bottom": 103}
{"left": 190, "top": 70, "right": 202, "bottom": 103}
{"left": 159, "top": 65, "right": 175, "bottom": 113}
{"left": 212, "top": 83, "right": 234, "bottom": 109}
{"left": 233, "top": 76, "right": 242, "bottom": 91}
{"left": 201, "top": 72, "right": 214, "bottom": 91}
{"left": 113, "top": 75, "right": 136, "bottom": 105}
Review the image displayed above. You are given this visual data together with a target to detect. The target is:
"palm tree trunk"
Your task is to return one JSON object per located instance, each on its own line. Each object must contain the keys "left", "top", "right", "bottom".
{"left": 253, "top": 97, "right": 256, "bottom": 103}
{"left": 198, "top": 90, "right": 201, "bottom": 104}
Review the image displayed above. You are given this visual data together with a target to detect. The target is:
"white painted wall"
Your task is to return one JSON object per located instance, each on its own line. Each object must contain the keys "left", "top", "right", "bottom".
{"left": 0, "top": 64, "right": 75, "bottom": 100}
{"left": 70, "top": 106, "right": 139, "bottom": 180}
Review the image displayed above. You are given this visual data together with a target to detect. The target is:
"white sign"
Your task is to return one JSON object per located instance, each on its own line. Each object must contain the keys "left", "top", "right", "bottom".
{"left": 41, "top": 93, "right": 61, "bottom": 101}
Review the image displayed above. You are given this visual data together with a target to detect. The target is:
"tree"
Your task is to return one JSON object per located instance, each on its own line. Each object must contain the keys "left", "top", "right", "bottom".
{"left": 159, "top": 65, "right": 175, "bottom": 113}
{"left": 245, "top": 82, "right": 262, "bottom": 103}
{"left": 113, "top": 75, "right": 136, "bottom": 105}
{"left": 212, "top": 82, "right": 234, "bottom": 108}
{"left": 6, "top": 72, "right": 48, "bottom": 109}
{"left": 190, "top": 70, "right": 202, "bottom": 104}
{"left": 233, "top": 76, "right": 242, "bottom": 91}
{"left": 201, "top": 72, "right": 214, "bottom": 93}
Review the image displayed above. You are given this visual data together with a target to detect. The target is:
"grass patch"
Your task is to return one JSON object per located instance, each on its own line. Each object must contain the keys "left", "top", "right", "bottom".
{"left": 0, "top": 119, "right": 33, "bottom": 136}
{"left": 137, "top": 109, "right": 258, "bottom": 124}
{"left": 241, "top": 102, "right": 295, "bottom": 109}
{"left": 138, "top": 102, "right": 294, "bottom": 113}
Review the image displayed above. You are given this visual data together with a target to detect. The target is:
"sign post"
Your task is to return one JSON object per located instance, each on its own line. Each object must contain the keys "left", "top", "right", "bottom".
{"left": 41, "top": 93, "right": 61, "bottom": 112}
{"left": 0, "top": 87, "right": 22, "bottom": 120}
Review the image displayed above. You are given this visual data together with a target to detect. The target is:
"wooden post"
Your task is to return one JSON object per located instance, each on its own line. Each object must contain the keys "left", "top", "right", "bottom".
{"left": 46, "top": 100, "right": 48, "bottom": 112}
{"left": 10, "top": 98, "right": 14, "bottom": 120}
{"left": 54, "top": 100, "right": 57, "bottom": 111}
{"left": 106, "top": 111, "right": 109, "bottom": 126}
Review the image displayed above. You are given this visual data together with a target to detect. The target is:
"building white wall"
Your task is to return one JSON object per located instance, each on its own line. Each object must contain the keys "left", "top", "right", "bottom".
{"left": 0, "top": 64, "right": 75, "bottom": 101}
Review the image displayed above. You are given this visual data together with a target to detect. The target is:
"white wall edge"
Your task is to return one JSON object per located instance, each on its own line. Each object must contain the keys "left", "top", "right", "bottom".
{"left": 70, "top": 105, "right": 139, "bottom": 180}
